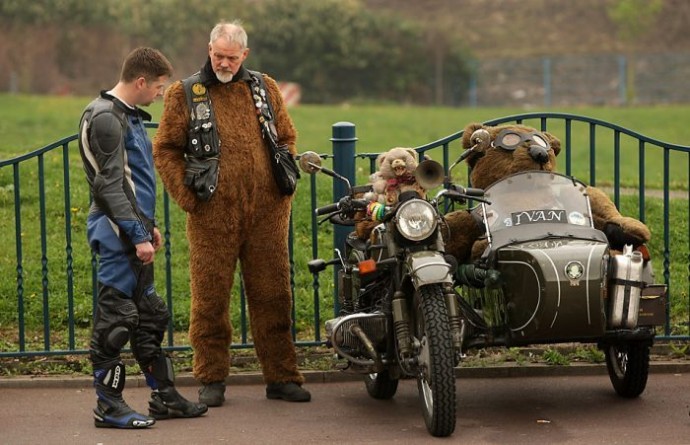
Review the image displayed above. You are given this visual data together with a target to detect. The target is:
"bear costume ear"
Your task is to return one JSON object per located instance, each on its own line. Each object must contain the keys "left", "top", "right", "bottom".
{"left": 543, "top": 131, "right": 561, "bottom": 156}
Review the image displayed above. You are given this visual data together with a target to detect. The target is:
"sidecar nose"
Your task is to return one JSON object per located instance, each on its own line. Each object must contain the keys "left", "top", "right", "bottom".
{"left": 529, "top": 145, "right": 549, "bottom": 164}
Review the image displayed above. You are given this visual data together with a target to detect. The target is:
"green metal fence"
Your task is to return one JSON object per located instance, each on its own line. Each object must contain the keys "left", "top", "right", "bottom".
{"left": 1, "top": 113, "right": 688, "bottom": 359}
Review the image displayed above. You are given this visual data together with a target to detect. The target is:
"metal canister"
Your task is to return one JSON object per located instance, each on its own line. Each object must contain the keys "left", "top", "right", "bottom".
{"left": 608, "top": 245, "right": 644, "bottom": 329}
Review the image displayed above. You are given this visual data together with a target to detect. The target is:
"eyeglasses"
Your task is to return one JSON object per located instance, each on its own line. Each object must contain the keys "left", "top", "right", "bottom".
{"left": 493, "top": 129, "right": 550, "bottom": 151}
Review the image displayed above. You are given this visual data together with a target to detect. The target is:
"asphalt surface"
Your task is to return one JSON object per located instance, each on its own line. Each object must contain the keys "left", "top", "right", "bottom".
{"left": 1, "top": 362, "right": 690, "bottom": 445}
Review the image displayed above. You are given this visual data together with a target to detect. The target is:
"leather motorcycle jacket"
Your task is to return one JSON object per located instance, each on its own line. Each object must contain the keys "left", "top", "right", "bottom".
{"left": 79, "top": 91, "right": 155, "bottom": 245}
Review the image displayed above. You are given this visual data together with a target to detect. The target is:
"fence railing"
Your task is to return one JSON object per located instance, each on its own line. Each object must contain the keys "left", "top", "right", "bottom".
{"left": 1, "top": 113, "right": 688, "bottom": 359}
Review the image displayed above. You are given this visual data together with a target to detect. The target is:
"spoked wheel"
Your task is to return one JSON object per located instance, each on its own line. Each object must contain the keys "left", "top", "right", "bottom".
{"left": 604, "top": 342, "right": 650, "bottom": 398}
{"left": 413, "top": 284, "right": 456, "bottom": 437}
{"left": 364, "top": 371, "right": 399, "bottom": 400}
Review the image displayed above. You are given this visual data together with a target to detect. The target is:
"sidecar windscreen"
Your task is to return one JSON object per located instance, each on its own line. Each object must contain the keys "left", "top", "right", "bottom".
{"left": 478, "top": 171, "right": 606, "bottom": 248}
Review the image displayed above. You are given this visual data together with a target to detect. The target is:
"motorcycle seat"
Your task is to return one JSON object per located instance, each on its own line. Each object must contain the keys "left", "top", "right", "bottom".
{"left": 346, "top": 234, "right": 368, "bottom": 252}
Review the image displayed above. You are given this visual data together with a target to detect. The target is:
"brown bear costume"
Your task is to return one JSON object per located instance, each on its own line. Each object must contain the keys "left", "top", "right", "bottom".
{"left": 152, "top": 71, "right": 304, "bottom": 388}
{"left": 444, "top": 122, "right": 651, "bottom": 264}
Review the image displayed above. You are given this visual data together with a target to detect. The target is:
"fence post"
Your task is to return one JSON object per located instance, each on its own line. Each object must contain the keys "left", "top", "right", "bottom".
{"left": 330, "top": 122, "right": 357, "bottom": 315}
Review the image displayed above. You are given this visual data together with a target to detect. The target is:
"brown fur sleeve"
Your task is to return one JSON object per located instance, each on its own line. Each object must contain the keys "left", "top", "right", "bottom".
{"left": 153, "top": 81, "right": 199, "bottom": 213}
{"left": 586, "top": 185, "right": 651, "bottom": 243}
{"left": 443, "top": 209, "right": 485, "bottom": 263}
{"left": 263, "top": 74, "right": 298, "bottom": 156}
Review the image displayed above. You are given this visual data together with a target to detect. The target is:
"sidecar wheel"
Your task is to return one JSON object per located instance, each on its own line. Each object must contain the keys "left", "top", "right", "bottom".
{"left": 364, "top": 372, "right": 399, "bottom": 400}
{"left": 605, "top": 342, "right": 650, "bottom": 398}
{"left": 414, "top": 284, "right": 457, "bottom": 437}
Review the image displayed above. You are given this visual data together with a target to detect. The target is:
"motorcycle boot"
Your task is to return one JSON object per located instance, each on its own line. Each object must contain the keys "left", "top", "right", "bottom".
{"left": 145, "top": 355, "right": 208, "bottom": 420}
{"left": 93, "top": 362, "right": 155, "bottom": 429}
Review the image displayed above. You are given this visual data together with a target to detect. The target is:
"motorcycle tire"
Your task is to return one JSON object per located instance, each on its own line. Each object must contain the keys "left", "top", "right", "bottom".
{"left": 604, "top": 342, "right": 650, "bottom": 398}
{"left": 413, "top": 284, "right": 457, "bottom": 437}
{"left": 364, "top": 371, "right": 399, "bottom": 400}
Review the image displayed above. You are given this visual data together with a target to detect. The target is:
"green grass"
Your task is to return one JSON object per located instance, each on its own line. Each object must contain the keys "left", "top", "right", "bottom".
{"left": 0, "top": 94, "right": 689, "bottom": 354}
{"left": 3, "top": 94, "right": 689, "bottom": 166}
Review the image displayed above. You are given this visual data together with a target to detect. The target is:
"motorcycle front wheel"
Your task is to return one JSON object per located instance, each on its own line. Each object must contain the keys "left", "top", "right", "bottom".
{"left": 364, "top": 371, "right": 399, "bottom": 400}
{"left": 413, "top": 284, "right": 457, "bottom": 437}
{"left": 605, "top": 342, "right": 650, "bottom": 398}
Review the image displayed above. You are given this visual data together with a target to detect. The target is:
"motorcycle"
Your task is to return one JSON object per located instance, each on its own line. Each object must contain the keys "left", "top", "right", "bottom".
{"left": 299, "top": 129, "right": 667, "bottom": 436}
{"left": 299, "top": 150, "right": 484, "bottom": 437}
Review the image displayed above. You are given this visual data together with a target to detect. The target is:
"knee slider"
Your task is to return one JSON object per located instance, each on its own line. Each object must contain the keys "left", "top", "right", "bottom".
{"left": 105, "top": 325, "right": 131, "bottom": 353}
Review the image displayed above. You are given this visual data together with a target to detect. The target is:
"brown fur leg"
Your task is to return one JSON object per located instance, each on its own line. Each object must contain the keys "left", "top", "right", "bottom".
{"left": 241, "top": 213, "right": 303, "bottom": 385}
{"left": 187, "top": 219, "right": 239, "bottom": 383}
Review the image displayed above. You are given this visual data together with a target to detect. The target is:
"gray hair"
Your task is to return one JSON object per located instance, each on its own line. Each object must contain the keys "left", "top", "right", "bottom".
{"left": 209, "top": 20, "right": 248, "bottom": 48}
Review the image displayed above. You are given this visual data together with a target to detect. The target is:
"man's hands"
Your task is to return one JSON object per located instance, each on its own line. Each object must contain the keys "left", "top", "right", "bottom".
{"left": 136, "top": 228, "right": 163, "bottom": 265}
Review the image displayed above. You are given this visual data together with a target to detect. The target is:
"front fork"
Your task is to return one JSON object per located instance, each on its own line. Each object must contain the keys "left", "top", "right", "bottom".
{"left": 443, "top": 283, "right": 466, "bottom": 364}
{"left": 391, "top": 283, "right": 465, "bottom": 367}
{"left": 392, "top": 290, "right": 411, "bottom": 355}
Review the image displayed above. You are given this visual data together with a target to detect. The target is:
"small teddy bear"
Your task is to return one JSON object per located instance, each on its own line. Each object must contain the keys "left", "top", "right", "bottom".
{"left": 355, "top": 147, "right": 425, "bottom": 240}
{"left": 370, "top": 147, "right": 424, "bottom": 206}
{"left": 444, "top": 122, "right": 652, "bottom": 264}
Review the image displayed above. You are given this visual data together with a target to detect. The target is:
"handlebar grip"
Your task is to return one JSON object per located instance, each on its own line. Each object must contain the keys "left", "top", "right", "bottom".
{"left": 315, "top": 202, "right": 341, "bottom": 216}
{"left": 316, "top": 198, "right": 377, "bottom": 217}
{"left": 350, "top": 199, "right": 369, "bottom": 210}
{"left": 463, "top": 187, "right": 484, "bottom": 197}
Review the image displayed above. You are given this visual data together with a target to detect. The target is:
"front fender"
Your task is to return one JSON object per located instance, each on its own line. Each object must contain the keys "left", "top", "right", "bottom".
{"left": 405, "top": 251, "right": 452, "bottom": 289}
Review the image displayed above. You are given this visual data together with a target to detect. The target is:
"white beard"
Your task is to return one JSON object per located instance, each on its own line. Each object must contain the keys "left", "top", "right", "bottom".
{"left": 215, "top": 71, "right": 234, "bottom": 83}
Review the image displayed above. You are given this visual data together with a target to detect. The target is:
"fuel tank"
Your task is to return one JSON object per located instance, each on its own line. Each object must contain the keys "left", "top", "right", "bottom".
{"left": 608, "top": 245, "right": 644, "bottom": 329}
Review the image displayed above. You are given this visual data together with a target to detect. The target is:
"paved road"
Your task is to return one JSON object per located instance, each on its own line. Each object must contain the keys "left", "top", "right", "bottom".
{"left": 1, "top": 368, "right": 689, "bottom": 445}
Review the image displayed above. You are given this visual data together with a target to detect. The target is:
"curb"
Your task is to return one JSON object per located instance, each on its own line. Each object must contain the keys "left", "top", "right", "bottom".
{"left": 1, "top": 361, "right": 687, "bottom": 389}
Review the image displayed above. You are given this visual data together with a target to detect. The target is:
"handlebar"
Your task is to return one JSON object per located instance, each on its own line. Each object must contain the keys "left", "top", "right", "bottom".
{"left": 315, "top": 197, "right": 369, "bottom": 217}
{"left": 315, "top": 202, "right": 341, "bottom": 216}
{"left": 452, "top": 186, "right": 484, "bottom": 197}
{"left": 436, "top": 184, "right": 490, "bottom": 204}
{"left": 318, "top": 184, "right": 487, "bottom": 220}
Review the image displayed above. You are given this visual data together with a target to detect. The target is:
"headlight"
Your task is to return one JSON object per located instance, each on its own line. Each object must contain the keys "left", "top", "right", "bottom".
{"left": 395, "top": 200, "right": 437, "bottom": 241}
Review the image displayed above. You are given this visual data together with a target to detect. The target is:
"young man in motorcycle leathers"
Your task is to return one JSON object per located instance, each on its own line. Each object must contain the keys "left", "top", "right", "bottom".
{"left": 78, "top": 47, "right": 207, "bottom": 429}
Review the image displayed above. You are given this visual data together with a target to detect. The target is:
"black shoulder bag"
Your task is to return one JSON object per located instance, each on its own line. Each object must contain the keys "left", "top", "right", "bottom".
{"left": 248, "top": 70, "right": 300, "bottom": 196}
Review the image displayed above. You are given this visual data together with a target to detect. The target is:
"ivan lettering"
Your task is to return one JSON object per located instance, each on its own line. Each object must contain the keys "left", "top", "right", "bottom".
{"left": 512, "top": 209, "right": 566, "bottom": 226}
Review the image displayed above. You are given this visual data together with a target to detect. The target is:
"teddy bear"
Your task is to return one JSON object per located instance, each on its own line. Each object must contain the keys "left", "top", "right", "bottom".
{"left": 443, "top": 122, "right": 652, "bottom": 264}
{"left": 369, "top": 147, "right": 425, "bottom": 205}
{"left": 355, "top": 147, "right": 426, "bottom": 240}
